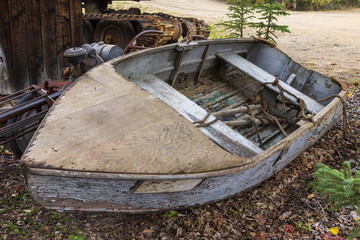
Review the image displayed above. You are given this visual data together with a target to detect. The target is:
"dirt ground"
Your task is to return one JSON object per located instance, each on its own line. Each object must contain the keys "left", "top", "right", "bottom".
{"left": 117, "top": 1, "right": 360, "bottom": 81}
{"left": 1, "top": 2, "right": 360, "bottom": 240}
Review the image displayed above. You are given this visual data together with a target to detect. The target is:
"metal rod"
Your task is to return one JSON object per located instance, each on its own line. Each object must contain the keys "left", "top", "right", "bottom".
{"left": 0, "top": 110, "right": 47, "bottom": 138}
{"left": 0, "top": 88, "right": 39, "bottom": 106}
{"left": 0, "top": 125, "right": 39, "bottom": 146}
{"left": 0, "top": 86, "right": 33, "bottom": 102}
{"left": 0, "top": 91, "right": 62, "bottom": 123}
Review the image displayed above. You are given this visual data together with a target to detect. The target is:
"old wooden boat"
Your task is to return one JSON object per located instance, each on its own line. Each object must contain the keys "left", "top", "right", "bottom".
{"left": 21, "top": 38, "right": 347, "bottom": 212}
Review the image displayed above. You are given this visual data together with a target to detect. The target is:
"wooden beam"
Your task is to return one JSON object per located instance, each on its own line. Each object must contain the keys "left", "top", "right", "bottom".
{"left": 196, "top": 44, "right": 211, "bottom": 83}
{"left": 216, "top": 53, "right": 324, "bottom": 115}
{"left": 213, "top": 105, "right": 262, "bottom": 117}
{"left": 130, "top": 73, "right": 263, "bottom": 157}
{"left": 56, "top": 0, "right": 71, "bottom": 70}
{"left": 169, "top": 50, "right": 185, "bottom": 87}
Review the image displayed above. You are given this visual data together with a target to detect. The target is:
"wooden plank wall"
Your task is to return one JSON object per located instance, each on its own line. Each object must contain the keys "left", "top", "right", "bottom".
{"left": 0, "top": 0, "right": 15, "bottom": 93}
{"left": 0, "top": 0, "right": 83, "bottom": 94}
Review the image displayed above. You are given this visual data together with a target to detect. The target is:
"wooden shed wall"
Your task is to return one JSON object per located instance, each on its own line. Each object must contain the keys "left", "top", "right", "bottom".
{"left": 0, "top": 0, "right": 83, "bottom": 94}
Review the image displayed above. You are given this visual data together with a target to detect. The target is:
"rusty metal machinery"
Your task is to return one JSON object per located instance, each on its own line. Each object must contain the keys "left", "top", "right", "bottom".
{"left": 84, "top": 13, "right": 183, "bottom": 48}
{"left": 0, "top": 80, "right": 65, "bottom": 159}
{"left": 1, "top": 41, "right": 127, "bottom": 158}
{"left": 82, "top": 0, "right": 209, "bottom": 49}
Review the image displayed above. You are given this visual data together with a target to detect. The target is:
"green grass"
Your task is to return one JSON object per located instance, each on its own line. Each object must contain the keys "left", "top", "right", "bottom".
{"left": 0, "top": 186, "right": 83, "bottom": 240}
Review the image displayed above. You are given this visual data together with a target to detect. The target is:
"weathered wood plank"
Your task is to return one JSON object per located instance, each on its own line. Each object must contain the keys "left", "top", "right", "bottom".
{"left": 130, "top": 73, "right": 263, "bottom": 157}
{"left": 69, "top": 0, "right": 83, "bottom": 47}
{"left": 55, "top": 0, "right": 71, "bottom": 70}
{"left": 217, "top": 53, "right": 325, "bottom": 115}
{"left": 9, "top": 0, "right": 29, "bottom": 90}
{"left": 0, "top": 0, "right": 13, "bottom": 93}
{"left": 25, "top": 0, "right": 43, "bottom": 85}
{"left": 40, "top": 0, "right": 58, "bottom": 80}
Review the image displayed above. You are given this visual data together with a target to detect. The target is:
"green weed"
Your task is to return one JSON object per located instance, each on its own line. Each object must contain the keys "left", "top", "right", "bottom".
{"left": 294, "top": 212, "right": 314, "bottom": 232}
{"left": 163, "top": 210, "right": 179, "bottom": 218}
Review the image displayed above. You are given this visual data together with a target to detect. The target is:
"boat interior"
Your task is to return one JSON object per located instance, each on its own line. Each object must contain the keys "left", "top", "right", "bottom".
{"left": 116, "top": 39, "right": 342, "bottom": 151}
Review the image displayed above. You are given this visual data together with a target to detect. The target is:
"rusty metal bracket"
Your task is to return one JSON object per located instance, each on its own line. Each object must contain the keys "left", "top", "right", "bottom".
{"left": 253, "top": 37, "right": 276, "bottom": 48}
{"left": 330, "top": 76, "right": 348, "bottom": 91}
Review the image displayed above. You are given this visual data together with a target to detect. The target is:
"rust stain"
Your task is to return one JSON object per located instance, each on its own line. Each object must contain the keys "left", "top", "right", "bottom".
{"left": 253, "top": 37, "right": 276, "bottom": 48}
{"left": 331, "top": 76, "right": 347, "bottom": 91}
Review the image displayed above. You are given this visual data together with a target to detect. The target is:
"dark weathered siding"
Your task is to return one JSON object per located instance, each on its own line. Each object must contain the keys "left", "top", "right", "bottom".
{"left": 0, "top": 0, "right": 83, "bottom": 94}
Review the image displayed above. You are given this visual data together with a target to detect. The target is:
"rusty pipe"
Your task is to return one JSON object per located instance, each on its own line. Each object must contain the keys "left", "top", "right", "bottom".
{"left": 0, "top": 91, "right": 63, "bottom": 123}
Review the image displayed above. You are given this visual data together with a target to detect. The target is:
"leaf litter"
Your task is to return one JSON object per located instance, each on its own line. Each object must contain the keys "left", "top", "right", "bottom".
{"left": 0, "top": 78, "right": 359, "bottom": 239}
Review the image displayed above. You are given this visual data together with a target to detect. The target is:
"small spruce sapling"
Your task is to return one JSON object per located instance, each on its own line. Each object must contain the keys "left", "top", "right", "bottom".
{"left": 249, "top": 0, "right": 291, "bottom": 44}
{"left": 216, "top": 0, "right": 255, "bottom": 38}
{"left": 309, "top": 161, "right": 360, "bottom": 239}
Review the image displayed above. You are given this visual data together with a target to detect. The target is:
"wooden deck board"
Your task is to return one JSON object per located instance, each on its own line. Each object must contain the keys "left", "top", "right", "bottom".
{"left": 22, "top": 63, "right": 253, "bottom": 174}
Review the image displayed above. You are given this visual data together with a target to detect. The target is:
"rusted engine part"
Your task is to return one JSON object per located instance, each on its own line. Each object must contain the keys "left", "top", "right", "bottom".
{"left": 0, "top": 80, "right": 65, "bottom": 159}
{"left": 180, "top": 35, "right": 208, "bottom": 43}
{"left": 89, "top": 42, "right": 124, "bottom": 61}
{"left": 63, "top": 47, "right": 88, "bottom": 83}
{"left": 61, "top": 43, "right": 122, "bottom": 81}
{"left": 124, "top": 30, "right": 163, "bottom": 53}
{"left": 84, "top": 13, "right": 182, "bottom": 48}
{"left": 152, "top": 12, "right": 209, "bottom": 38}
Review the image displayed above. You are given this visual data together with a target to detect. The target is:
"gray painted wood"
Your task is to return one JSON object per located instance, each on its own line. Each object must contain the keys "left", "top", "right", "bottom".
{"left": 217, "top": 53, "right": 325, "bottom": 114}
{"left": 285, "top": 73, "right": 297, "bottom": 85}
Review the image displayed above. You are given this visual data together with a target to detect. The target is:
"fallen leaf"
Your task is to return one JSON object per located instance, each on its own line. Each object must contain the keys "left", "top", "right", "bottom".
{"left": 142, "top": 229, "right": 154, "bottom": 234}
{"left": 307, "top": 193, "right": 315, "bottom": 200}
{"left": 3, "top": 150, "right": 13, "bottom": 155}
{"left": 329, "top": 227, "right": 339, "bottom": 235}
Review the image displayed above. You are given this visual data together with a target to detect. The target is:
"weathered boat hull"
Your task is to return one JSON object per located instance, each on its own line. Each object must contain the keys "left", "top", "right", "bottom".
{"left": 21, "top": 38, "right": 346, "bottom": 212}
{"left": 25, "top": 97, "right": 344, "bottom": 212}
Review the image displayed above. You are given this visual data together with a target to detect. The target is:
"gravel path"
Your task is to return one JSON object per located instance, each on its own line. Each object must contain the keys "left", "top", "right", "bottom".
{"left": 116, "top": 1, "right": 360, "bottom": 81}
